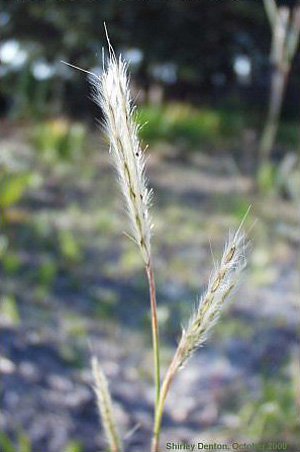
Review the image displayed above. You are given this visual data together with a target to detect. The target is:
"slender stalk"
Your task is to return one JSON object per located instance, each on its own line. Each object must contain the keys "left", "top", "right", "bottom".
{"left": 152, "top": 347, "right": 182, "bottom": 452}
{"left": 146, "top": 261, "right": 161, "bottom": 410}
{"left": 152, "top": 216, "right": 248, "bottom": 452}
{"left": 88, "top": 35, "right": 162, "bottom": 422}
{"left": 63, "top": 32, "right": 163, "bottom": 448}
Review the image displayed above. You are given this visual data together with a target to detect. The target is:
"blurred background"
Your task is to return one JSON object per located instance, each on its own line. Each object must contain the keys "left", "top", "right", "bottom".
{"left": 0, "top": 1, "right": 299, "bottom": 451}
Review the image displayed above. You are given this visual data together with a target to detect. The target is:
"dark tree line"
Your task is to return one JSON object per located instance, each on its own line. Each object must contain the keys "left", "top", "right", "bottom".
{"left": 1, "top": 0, "right": 299, "bottom": 119}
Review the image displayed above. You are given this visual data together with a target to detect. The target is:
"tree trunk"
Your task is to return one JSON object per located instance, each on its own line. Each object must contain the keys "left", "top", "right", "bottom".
{"left": 259, "top": 65, "right": 288, "bottom": 164}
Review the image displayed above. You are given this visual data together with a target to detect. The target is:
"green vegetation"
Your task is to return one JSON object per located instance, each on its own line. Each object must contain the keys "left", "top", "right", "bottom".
{"left": 135, "top": 99, "right": 299, "bottom": 198}
{"left": 0, "top": 169, "right": 41, "bottom": 224}
{"left": 0, "top": 295, "right": 20, "bottom": 326}
{"left": 0, "top": 431, "right": 82, "bottom": 452}
{"left": 229, "top": 358, "right": 299, "bottom": 447}
{"left": 137, "top": 103, "right": 244, "bottom": 150}
{"left": 0, "top": 431, "right": 31, "bottom": 452}
{"left": 32, "top": 119, "right": 86, "bottom": 162}
{"left": 137, "top": 103, "right": 298, "bottom": 157}
{"left": 277, "top": 122, "right": 300, "bottom": 149}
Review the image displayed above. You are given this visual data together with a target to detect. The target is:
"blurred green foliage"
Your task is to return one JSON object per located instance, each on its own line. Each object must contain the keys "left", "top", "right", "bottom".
{"left": 277, "top": 122, "right": 300, "bottom": 149}
{"left": 257, "top": 163, "right": 276, "bottom": 193}
{"left": 58, "top": 230, "right": 82, "bottom": 264}
{"left": 32, "top": 119, "right": 86, "bottom": 162}
{"left": 137, "top": 103, "right": 245, "bottom": 150}
{"left": 0, "top": 431, "right": 31, "bottom": 452}
{"left": 2, "top": 251, "right": 21, "bottom": 274}
{"left": 0, "top": 173, "right": 35, "bottom": 210}
{"left": 0, "top": 432, "right": 82, "bottom": 452}
{"left": 230, "top": 359, "right": 299, "bottom": 446}
{"left": 64, "top": 440, "right": 83, "bottom": 452}
{"left": 0, "top": 170, "right": 41, "bottom": 223}
{"left": 0, "top": 295, "right": 20, "bottom": 326}
{"left": 16, "top": 67, "right": 51, "bottom": 119}
{"left": 63, "top": 313, "right": 88, "bottom": 338}
{"left": 37, "top": 259, "right": 57, "bottom": 286}
{"left": 91, "top": 287, "right": 119, "bottom": 319}
{"left": 136, "top": 103, "right": 299, "bottom": 160}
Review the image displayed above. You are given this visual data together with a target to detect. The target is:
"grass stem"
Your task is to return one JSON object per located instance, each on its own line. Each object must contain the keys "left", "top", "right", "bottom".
{"left": 152, "top": 347, "right": 182, "bottom": 452}
{"left": 146, "top": 261, "right": 161, "bottom": 411}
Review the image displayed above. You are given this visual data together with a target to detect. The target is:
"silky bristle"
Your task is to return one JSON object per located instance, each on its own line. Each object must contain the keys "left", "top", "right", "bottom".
{"left": 177, "top": 223, "right": 247, "bottom": 368}
{"left": 90, "top": 51, "right": 152, "bottom": 265}
{"left": 91, "top": 357, "right": 123, "bottom": 452}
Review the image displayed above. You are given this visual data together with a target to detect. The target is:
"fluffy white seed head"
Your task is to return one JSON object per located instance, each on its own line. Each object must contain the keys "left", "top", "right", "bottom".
{"left": 177, "top": 224, "right": 247, "bottom": 368}
{"left": 90, "top": 46, "right": 152, "bottom": 265}
{"left": 91, "top": 357, "right": 123, "bottom": 452}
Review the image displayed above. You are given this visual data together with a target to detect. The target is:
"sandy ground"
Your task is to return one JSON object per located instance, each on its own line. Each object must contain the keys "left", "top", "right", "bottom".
{"left": 1, "top": 133, "right": 299, "bottom": 451}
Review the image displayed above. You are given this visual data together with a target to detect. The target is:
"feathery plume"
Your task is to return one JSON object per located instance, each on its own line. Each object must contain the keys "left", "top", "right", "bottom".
{"left": 91, "top": 357, "right": 123, "bottom": 452}
{"left": 177, "top": 223, "right": 247, "bottom": 368}
{"left": 87, "top": 29, "right": 160, "bottom": 410}
{"left": 90, "top": 39, "right": 152, "bottom": 266}
{"left": 152, "top": 217, "right": 248, "bottom": 452}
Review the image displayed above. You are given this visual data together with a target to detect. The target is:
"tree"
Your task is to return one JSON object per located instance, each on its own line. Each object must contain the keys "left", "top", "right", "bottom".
{"left": 259, "top": 0, "right": 300, "bottom": 165}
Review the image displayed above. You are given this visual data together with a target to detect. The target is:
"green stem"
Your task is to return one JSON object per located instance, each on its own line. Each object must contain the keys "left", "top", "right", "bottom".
{"left": 152, "top": 346, "right": 182, "bottom": 452}
{"left": 146, "top": 261, "right": 161, "bottom": 411}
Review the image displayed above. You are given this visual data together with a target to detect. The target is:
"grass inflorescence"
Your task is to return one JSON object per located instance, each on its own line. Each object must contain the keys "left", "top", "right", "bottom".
{"left": 64, "top": 27, "right": 250, "bottom": 452}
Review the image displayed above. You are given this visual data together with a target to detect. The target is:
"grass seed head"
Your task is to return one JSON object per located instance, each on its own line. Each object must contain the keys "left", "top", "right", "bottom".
{"left": 177, "top": 223, "right": 248, "bottom": 368}
{"left": 91, "top": 357, "right": 123, "bottom": 452}
{"left": 90, "top": 44, "right": 153, "bottom": 265}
